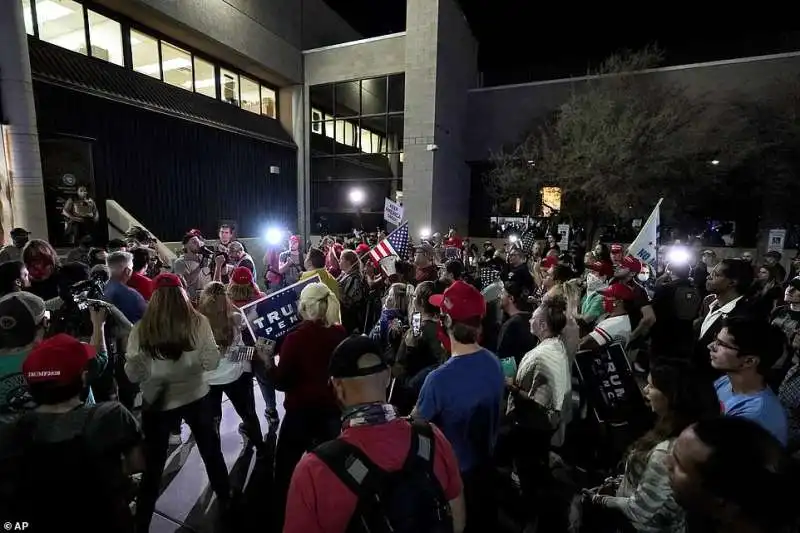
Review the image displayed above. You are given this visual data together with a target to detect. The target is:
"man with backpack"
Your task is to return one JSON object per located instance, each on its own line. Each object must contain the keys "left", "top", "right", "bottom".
{"left": 284, "top": 335, "right": 466, "bottom": 533}
{"left": 650, "top": 261, "right": 701, "bottom": 360}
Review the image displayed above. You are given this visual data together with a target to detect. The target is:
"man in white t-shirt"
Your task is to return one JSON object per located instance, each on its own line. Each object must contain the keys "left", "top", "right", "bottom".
{"left": 580, "top": 282, "right": 634, "bottom": 350}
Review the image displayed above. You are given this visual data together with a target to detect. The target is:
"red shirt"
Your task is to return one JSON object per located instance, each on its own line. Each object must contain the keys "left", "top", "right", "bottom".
{"left": 268, "top": 320, "right": 346, "bottom": 412}
{"left": 284, "top": 419, "right": 463, "bottom": 533}
{"left": 127, "top": 272, "right": 154, "bottom": 301}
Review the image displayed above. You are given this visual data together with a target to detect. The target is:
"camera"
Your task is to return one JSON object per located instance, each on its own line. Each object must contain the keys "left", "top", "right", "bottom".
{"left": 70, "top": 270, "right": 108, "bottom": 311}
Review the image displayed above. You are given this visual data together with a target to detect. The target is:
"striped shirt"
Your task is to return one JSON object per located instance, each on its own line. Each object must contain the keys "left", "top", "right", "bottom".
{"left": 589, "top": 314, "right": 631, "bottom": 347}
{"left": 604, "top": 439, "right": 686, "bottom": 533}
{"left": 511, "top": 337, "right": 572, "bottom": 446}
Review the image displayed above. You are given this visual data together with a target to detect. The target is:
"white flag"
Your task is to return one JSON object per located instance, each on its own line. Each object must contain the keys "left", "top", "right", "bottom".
{"left": 628, "top": 198, "right": 662, "bottom": 269}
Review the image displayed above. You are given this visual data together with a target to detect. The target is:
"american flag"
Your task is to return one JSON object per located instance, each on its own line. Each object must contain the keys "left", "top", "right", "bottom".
{"left": 370, "top": 221, "right": 410, "bottom": 264}
{"left": 479, "top": 267, "right": 502, "bottom": 289}
{"left": 444, "top": 246, "right": 462, "bottom": 261}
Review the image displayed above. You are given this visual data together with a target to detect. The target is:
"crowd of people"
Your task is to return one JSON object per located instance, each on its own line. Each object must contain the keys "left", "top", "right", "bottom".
{"left": 0, "top": 221, "right": 799, "bottom": 533}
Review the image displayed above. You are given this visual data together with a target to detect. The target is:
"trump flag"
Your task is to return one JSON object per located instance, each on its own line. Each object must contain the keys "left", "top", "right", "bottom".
{"left": 240, "top": 275, "right": 321, "bottom": 341}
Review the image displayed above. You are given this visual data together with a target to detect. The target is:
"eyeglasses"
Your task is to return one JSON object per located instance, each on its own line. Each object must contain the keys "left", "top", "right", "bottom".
{"left": 712, "top": 337, "right": 739, "bottom": 351}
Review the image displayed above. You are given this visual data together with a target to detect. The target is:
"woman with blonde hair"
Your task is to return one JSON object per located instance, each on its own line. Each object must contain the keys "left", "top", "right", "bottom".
{"left": 262, "top": 282, "right": 346, "bottom": 527}
{"left": 125, "top": 273, "right": 231, "bottom": 532}
{"left": 198, "top": 282, "right": 263, "bottom": 452}
{"left": 228, "top": 266, "right": 265, "bottom": 307}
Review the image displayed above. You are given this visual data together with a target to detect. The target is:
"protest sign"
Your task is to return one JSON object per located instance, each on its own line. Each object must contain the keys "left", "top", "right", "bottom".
{"left": 240, "top": 275, "right": 321, "bottom": 341}
{"left": 383, "top": 197, "right": 403, "bottom": 226}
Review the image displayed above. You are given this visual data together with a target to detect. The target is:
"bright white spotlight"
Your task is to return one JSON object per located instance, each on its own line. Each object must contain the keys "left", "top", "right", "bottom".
{"left": 420, "top": 227, "right": 431, "bottom": 239}
{"left": 667, "top": 246, "right": 691, "bottom": 265}
{"left": 509, "top": 235, "right": 519, "bottom": 243}
{"left": 349, "top": 188, "right": 365, "bottom": 205}
{"left": 265, "top": 227, "right": 284, "bottom": 246}
{"left": 710, "top": 159, "right": 720, "bottom": 166}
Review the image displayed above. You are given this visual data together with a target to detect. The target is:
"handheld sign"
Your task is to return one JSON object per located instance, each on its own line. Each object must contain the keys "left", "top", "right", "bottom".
{"left": 240, "top": 275, "right": 321, "bottom": 341}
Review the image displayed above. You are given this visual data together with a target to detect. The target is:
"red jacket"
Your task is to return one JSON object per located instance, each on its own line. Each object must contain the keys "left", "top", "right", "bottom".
{"left": 127, "top": 272, "right": 154, "bottom": 301}
{"left": 268, "top": 320, "right": 347, "bottom": 412}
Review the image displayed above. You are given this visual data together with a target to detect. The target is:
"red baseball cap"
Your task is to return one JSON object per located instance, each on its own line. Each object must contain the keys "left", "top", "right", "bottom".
{"left": 429, "top": 280, "right": 486, "bottom": 323}
{"left": 611, "top": 243, "right": 623, "bottom": 253}
{"left": 23, "top": 333, "right": 95, "bottom": 386}
{"left": 599, "top": 282, "right": 635, "bottom": 301}
{"left": 615, "top": 255, "right": 642, "bottom": 274}
{"left": 231, "top": 266, "right": 254, "bottom": 285}
{"left": 154, "top": 272, "right": 182, "bottom": 288}
{"left": 541, "top": 255, "right": 558, "bottom": 269}
{"left": 356, "top": 243, "right": 371, "bottom": 255}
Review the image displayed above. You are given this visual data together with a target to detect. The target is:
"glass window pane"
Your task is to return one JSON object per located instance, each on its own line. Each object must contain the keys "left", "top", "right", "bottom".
{"left": 387, "top": 74, "right": 405, "bottom": 113}
{"left": 360, "top": 128, "right": 374, "bottom": 154}
{"left": 37, "top": 0, "right": 86, "bottom": 55}
{"left": 22, "top": 1, "right": 34, "bottom": 35}
{"left": 334, "top": 120, "right": 347, "bottom": 145}
{"left": 310, "top": 84, "right": 334, "bottom": 115}
{"left": 387, "top": 115, "right": 404, "bottom": 153}
{"left": 87, "top": 10, "right": 123, "bottom": 66}
{"left": 131, "top": 30, "right": 160, "bottom": 78}
{"left": 240, "top": 76, "right": 260, "bottom": 114}
{"left": 324, "top": 120, "right": 335, "bottom": 140}
{"left": 193, "top": 57, "right": 216, "bottom": 98}
{"left": 161, "top": 42, "right": 192, "bottom": 91}
{"left": 334, "top": 80, "right": 360, "bottom": 117}
{"left": 361, "top": 115, "right": 387, "bottom": 153}
{"left": 362, "top": 77, "right": 387, "bottom": 116}
{"left": 220, "top": 69, "right": 239, "bottom": 106}
{"left": 261, "top": 86, "right": 277, "bottom": 118}
{"left": 311, "top": 122, "right": 323, "bottom": 135}
{"left": 311, "top": 109, "right": 324, "bottom": 122}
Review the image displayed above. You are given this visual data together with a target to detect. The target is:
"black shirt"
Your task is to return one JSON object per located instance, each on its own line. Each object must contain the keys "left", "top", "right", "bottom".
{"left": 496, "top": 312, "right": 537, "bottom": 365}
{"left": 650, "top": 278, "right": 700, "bottom": 358}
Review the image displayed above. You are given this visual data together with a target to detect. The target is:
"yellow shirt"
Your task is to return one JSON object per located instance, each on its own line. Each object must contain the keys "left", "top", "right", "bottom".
{"left": 300, "top": 268, "right": 341, "bottom": 301}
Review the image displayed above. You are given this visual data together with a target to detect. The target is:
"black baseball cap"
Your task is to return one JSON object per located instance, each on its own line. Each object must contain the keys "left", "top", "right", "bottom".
{"left": 10, "top": 228, "right": 30, "bottom": 237}
{"left": 0, "top": 292, "right": 46, "bottom": 348}
{"left": 330, "top": 335, "right": 388, "bottom": 379}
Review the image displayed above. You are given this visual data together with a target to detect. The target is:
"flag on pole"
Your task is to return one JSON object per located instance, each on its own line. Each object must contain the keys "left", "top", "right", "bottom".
{"left": 369, "top": 221, "right": 410, "bottom": 264}
{"left": 520, "top": 226, "right": 537, "bottom": 254}
{"left": 627, "top": 198, "right": 662, "bottom": 270}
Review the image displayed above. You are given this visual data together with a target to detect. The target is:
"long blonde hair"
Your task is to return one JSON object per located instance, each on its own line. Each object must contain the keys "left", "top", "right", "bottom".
{"left": 138, "top": 285, "right": 204, "bottom": 360}
{"left": 298, "top": 282, "right": 341, "bottom": 326}
{"left": 198, "top": 282, "right": 237, "bottom": 348}
{"left": 228, "top": 281, "right": 259, "bottom": 304}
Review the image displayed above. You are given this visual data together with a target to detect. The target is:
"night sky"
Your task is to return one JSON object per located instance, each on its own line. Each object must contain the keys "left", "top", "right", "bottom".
{"left": 321, "top": 1, "right": 800, "bottom": 86}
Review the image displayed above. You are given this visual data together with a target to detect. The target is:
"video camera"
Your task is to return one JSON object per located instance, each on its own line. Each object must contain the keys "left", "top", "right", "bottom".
{"left": 69, "top": 270, "right": 108, "bottom": 311}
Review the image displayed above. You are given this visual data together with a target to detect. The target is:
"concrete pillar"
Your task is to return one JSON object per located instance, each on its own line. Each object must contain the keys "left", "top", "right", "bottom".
{"left": 0, "top": 0, "right": 47, "bottom": 242}
{"left": 403, "top": 0, "right": 477, "bottom": 239}
{"left": 278, "top": 83, "right": 309, "bottom": 242}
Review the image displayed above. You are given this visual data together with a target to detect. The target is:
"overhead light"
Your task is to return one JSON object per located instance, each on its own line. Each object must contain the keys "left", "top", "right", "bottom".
{"left": 710, "top": 159, "right": 720, "bottom": 166}
{"left": 136, "top": 57, "right": 191, "bottom": 76}
{"left": 35, "top": 0, "right": 74, "bottom": 24}
{"left": 184, "top": 78, "right": 215, "bottom": 89}
{"left": 348, "top": 188, "right": 365, "bottom": 205}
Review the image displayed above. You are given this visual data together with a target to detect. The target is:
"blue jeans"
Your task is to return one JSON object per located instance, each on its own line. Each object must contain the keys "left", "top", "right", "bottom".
{"left": 251, "top": 358, "right": 278, "bottom": 414}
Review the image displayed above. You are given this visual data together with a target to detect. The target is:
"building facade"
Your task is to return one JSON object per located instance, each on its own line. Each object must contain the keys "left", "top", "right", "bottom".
{"left": 2, "top": 0, "right": 799, "bottom": 245}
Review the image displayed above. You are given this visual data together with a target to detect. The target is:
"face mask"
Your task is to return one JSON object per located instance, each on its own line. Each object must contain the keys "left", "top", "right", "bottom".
{"left": 586, "top": 273, "right": 606, "bottom": 293}
{"left": 603, "top": 297, "right": 616, "bottom": 314}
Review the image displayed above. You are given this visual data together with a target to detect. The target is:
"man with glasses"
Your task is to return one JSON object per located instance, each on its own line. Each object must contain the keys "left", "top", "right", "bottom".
{"left": 505, "top": 246, "right": 534, "bottom": 291}
{"left": 710, "top": 315, "right": 788, "bottom": 445}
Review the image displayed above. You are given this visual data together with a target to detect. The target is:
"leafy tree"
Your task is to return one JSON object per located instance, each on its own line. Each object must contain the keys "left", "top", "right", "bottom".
{"left": 485, "top": 46, "right": 750, "bottom": 243}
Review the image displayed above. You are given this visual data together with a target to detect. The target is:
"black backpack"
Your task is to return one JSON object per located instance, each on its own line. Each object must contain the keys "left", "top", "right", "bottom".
{"left": 673, "top": 283, "right": 701, "bottom": 321}
{"left": 2, "top": 406, "right": 133, "bottom": 532}
{"left": 313, "top": 420, "right": 454, "bottom": 533}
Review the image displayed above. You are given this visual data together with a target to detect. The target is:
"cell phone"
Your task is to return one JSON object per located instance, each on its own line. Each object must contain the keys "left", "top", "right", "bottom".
{"left": 412, "top": 312, "right": 421, "bottom": 337}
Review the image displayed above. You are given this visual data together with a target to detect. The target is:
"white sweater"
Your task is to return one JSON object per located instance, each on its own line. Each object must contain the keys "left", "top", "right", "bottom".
{"left": 125, "top": 315, "right": 221, "bottom": 410}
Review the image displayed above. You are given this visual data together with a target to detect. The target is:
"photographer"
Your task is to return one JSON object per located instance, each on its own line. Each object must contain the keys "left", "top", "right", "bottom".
{"left": 173, "top": 230, "right": 213, "bottom": 302}
{"left": 49, "top": 262, "right": 133, "bottom": 404}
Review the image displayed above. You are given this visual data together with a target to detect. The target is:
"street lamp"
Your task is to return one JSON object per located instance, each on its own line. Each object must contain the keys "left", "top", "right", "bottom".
{"left": 349, "top": 188, "right": 365, "bottom": 206}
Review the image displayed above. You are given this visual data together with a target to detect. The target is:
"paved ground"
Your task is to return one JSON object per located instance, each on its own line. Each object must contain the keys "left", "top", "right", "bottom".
{"left": 147, "top": 384, "right": 285, "bottom": 533}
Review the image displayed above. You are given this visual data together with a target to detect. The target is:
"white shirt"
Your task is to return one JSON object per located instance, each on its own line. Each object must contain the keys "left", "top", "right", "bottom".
{"left": 204, "top": 313, "right": 250, "bottom": 386}
{"left": 699, "top": 295, "right": 743, "bottom": 339}
{"left": 512, "top": 337, "right": 572, "bottom": 446}
{"left": 589, "top": 314, "right": 632, "bottom": 347}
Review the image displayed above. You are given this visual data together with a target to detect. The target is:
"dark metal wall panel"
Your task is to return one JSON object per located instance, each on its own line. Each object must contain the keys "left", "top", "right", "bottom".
{"left": 34, "top": 81, "right": 298, "bottom": 242}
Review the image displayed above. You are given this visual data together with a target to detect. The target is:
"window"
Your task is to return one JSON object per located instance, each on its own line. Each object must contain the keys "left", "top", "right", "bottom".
{"left": 22, "top": 1, "right": 35, "bottom": 35}
{"left": 334, "top": 80, "right": 360, "bottom": 117}
{"left": 261, "top": 86, "right": 277, "bottom": 118}
{"left": 131, "top": 30, "right": 160, "bottom": 78}
{"left": 193, "top": 57, "right": 216, "bottom": 98}
{"left": 360, "top": 128, "right": 374, "bottom": 153}
{"left": 362, "top": 77, "right": 387, "bottom": 116}
{"left": 240, "top": 76, "right": 260, "bottom": 114}
{"left": 220, "top": 69, "right": 239, "bottom": 106}
{"left": 87, "top": 10, "right": 123, "bottom": 66}
{"left": 37, "top": 0, "right": 86, "bottom": 55}
{"left": 388, "top": 74, "right": 405, "bottom": 113}
{"left": 161, "top": 42, "right": 192, "bottom": 90}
